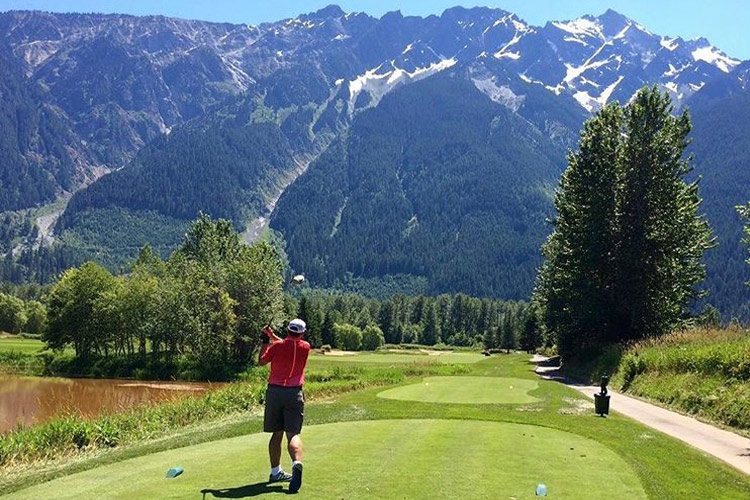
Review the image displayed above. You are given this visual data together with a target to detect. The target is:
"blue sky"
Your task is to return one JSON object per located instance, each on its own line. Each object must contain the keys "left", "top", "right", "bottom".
{"left": 2, "top": 1, "right": 748, "bottom": 59}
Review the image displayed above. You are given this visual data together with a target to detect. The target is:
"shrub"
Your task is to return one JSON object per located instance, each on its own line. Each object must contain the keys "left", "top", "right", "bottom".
{"left": 361, "top": 325, "right": 385, "bottom": 351}
{"left": 333, "top": 323, "right": 362, "bottom": 351}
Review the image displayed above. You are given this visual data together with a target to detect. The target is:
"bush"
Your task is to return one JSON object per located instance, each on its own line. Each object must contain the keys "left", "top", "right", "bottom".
{"left": 361, "top": 325, "right": 385, "bottom": 351}
{"left": 0, "top": 292, "right": 27, "bottom": 334}
{"left": 333, "top": 323, "right": 362, "bottom": 351}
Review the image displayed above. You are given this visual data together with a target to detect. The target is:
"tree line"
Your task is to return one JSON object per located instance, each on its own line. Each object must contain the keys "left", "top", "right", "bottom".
{"left": 287, "top": 290, "right": 541, "bottom": 353}
{"left": 4, "top": 213, "right": 544, "bottom": 380}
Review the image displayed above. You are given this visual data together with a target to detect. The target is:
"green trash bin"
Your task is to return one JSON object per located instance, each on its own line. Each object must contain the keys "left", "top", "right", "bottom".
{"left": 594, "top": 393, "right": 610, "bottom": 416}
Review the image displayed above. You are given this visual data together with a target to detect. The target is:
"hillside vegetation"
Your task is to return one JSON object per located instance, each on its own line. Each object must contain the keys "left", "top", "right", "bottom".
{"left": 587, "top": 328, "right": 750, "bottom": 432}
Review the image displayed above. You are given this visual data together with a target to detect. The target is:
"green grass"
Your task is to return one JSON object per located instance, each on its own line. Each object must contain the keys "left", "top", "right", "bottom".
{"left": 1, "top": 353, "right": 748, "bottom": 499}
{"left": 3, "top": 419, "right": 647, "bottom": 500}
{"left": 377, "top": 376, "right": 540, "bottom": 404}
{"left": 0, "top": 362, "right": 466, "bottom": 470}
{"left": 0, "top": 337, "right": 44, "bottom": 355}
{"left": 309, "top": 351, "right": 485, "bottom": 364}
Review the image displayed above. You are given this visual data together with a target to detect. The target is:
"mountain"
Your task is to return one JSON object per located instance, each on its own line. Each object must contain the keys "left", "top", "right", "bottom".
{"left": 0, "top": 6, "right": 738, "bottom": 181}
{"left": 271, "top": 75, "right": 565, "bottom": 298}
{"left": 686, "top": 62, "right": 750, "bottom": 320}
{"left": 1, "top": 6, "right": 749, "bottom": 316}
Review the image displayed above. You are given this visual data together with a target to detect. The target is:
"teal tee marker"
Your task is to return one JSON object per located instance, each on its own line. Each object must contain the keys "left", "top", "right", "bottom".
{"left": 166, "top": 467, "right": 184, "bottom": 478}
{"left": 536, "top": 483, "right": 548, "bottom": 496}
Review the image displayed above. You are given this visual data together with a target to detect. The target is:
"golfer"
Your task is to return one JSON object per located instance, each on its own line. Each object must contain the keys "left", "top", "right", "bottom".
{"left": 259, "top": 319, "right": 311, "bottom": 494}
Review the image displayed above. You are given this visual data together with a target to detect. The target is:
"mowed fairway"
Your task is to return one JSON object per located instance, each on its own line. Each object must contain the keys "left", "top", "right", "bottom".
{"left": 3, "top": 419, "right": 647, "bottom": 500}
{"left": 378, "top": 376, "right": 540, "bottom": 404}
{"left": 0, "top": 337, "right": 44, "bottom": 354}
{"left": 309, "top": 351, "right": 484, "bottom": 364}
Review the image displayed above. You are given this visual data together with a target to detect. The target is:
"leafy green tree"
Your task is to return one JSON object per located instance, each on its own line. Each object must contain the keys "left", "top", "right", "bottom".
{"left": 0, "top": 292, "right": 27, "bottom": 334}
{"left": 177, "top": 213, "right": 243, "bottom": 266}
{"left": 535, "top": 103, "right": 622, "bottom": 356}
{"left": 333, "top": 323, "right": 362, "bottom": 351}
{"left": 535, "top": 87, "right": 714, "bottom": 357}
{"left": 225, "top": 241, "right": 284, "bottom": 359}
{"left": 45, "top": 262, "right": 116, "bottom": 359}
{"left": 361, "top": 325, "right": 385, "bottom": 351}
{"left": 614, "top": 88, "right": 713, "bottom": 341}
{"left": 23, "top": 300, "right": 47, "bottom": 335}
{"left": 696, "top": 304, "right": 722, "bottom": 328}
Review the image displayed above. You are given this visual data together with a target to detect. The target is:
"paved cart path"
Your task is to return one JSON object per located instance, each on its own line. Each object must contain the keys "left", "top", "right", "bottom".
{"left": 532, "top": 356, "right": 750, "bottom": 475}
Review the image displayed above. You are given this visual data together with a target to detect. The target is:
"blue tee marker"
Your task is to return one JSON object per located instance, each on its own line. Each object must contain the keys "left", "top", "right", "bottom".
{"left": 166, "top": 467, "right": 184, "bottom": 478}
{"left": 535, "top": 483, "right": 548, "bottom": 496}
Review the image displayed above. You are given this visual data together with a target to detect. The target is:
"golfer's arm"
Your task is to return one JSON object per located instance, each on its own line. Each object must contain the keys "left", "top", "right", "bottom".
{"left": 259, "top": 343, "right": 271, "bottom": 366}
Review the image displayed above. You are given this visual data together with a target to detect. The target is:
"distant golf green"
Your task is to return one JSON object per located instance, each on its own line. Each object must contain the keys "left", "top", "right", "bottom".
{"left": 3, "top": 419, "right": 647, "bottom": 500}
{"left": 309, "top": 351, "right": 484, "bottom": 364}
{"left": 378, "top": 376, "right": 540, "bottom": 404}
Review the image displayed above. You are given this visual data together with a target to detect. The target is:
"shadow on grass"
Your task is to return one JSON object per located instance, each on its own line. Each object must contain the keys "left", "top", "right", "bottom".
{"left": 201, "top": 482, "right": 287, "bottom": 498}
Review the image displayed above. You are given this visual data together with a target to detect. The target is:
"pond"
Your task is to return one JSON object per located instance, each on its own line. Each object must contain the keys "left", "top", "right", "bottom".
{"left": 0, "top": 375, "right": 222, "bottom": 434}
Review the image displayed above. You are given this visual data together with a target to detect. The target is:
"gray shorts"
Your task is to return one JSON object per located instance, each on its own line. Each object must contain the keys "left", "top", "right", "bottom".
{"left": 264, "top": 385, "right": 305, "bottom": 434}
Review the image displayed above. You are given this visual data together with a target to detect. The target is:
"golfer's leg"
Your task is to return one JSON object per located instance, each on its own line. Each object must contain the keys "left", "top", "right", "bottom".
{"left": 286, "top": 432, "right": 303, "bottom": 462}
{"left": 269, "top": 431, "right": 284, "bottom": 467}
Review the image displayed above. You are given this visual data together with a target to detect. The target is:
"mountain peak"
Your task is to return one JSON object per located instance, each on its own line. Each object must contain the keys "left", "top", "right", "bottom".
{"left": 308, "top": 4, "right": 345, "bottom": 20}
{"left": 596, "top": 9, "right": 634, "bottom": 37}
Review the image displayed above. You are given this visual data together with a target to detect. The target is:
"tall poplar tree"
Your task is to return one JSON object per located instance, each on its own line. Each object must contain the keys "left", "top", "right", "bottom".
{"left": 535, "top": 87, "right": 713, "bottom": 356}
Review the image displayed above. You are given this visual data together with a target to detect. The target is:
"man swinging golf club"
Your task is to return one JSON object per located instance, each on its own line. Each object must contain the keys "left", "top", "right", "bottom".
{"left": 259, "top": 319, "right": 311, "bottom": 494}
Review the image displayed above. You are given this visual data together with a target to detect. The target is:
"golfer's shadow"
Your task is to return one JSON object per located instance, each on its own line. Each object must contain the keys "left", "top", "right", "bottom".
{"left": 201, "top": 482, "right": 287, "bottom": 498}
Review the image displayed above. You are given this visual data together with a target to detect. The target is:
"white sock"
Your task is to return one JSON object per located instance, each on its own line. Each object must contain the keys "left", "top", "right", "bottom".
{"left": 271, "top": 465, "right": 282, "bottom": 475}
{"left": 292, "top": 460, "right": 302, "bottom": 467}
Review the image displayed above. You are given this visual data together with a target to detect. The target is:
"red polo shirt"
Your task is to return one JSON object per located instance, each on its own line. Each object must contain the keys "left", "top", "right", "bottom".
{"left": 261, "top": 336, "right": 311, "bottom": 387}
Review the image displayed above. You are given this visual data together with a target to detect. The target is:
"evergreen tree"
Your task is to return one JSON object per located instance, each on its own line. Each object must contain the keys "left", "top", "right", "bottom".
{"left": 500, "top": 313, "right": 516, "bottom": 353}
{"left": 321, "top": 310, "right": 336, "bottom": 347}
{"left": 297, "top": 295, "right": 323, "bottom": 347}
{"left": 420, "top": 301, "right": 440, "bottom": 346}
{"left": 739, "top": 203, "right": 750, "bottom": 286}
{"left": 519, "top": 307, "right": 541, "bottom": 353}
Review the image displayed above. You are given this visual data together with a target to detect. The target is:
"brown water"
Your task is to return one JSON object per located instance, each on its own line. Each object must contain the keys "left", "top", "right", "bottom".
{"left": 0, "top": 375, "right": 222, "bottom": 433}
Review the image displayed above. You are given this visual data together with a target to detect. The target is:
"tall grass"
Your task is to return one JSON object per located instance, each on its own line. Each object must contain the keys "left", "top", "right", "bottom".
{"left": 611, "top": 327, "right": 750, "bottom": 431}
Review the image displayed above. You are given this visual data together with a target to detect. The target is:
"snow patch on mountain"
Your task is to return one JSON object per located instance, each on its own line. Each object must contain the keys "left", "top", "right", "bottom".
{"left": 551, "top": 18, "right": 604, "bottom": 40}
{"left": 692, "top": 45, "right": 740, "bottom": 73}
{"left": 660, "top": 37, "right": 679, "bottom": 51}
{"left": 348, "top": 58, "right": 457, "bottom": 113}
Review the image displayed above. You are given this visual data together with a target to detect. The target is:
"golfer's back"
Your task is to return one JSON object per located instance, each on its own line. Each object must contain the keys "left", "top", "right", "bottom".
{"left": 266, "top": 337, "right": 311, "bottom": 387}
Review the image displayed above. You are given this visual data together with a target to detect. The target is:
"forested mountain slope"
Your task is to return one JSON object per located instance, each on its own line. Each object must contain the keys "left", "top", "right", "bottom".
{"left": 270, "top": 75, "right": 566, "bottom": 298}
{"left": 0, "top": 43, "right": 96, "bottom": 212}
{"left": 688, "top": 63, "right": 750, "bottom": 319}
